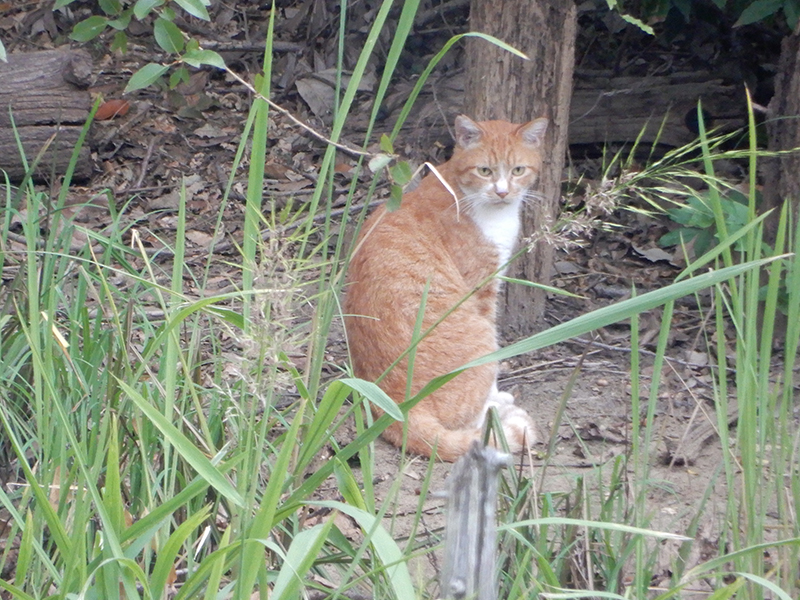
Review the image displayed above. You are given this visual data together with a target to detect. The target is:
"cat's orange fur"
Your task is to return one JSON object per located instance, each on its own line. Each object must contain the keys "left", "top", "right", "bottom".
{"left": 344, "top": 115, "right": 548, "bottom": 461}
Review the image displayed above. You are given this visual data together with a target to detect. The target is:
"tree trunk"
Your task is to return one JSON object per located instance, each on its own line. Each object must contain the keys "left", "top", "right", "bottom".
{"left": 764, "top": 29, "right": 800, "bottom": 237}
{"left": 465, "top": 0, "right": 577, "bottom": 337}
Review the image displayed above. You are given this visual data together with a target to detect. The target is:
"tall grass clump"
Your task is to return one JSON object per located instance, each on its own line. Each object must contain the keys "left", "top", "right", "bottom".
{"left": 476, "top": 97, "right": 800, "bottom": 600}
{"left": 1, "top": 3, "right": 799, "bottom": 599}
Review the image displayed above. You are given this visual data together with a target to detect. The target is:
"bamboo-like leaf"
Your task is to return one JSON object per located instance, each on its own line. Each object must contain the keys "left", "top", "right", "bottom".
{"left": 338, "top": 378, "right": 403, "bottom": 421}
{"left": 118, "top": 379, "right": 244, "bottom": 507}
{"left": 271, "top": 519, "right": 336, "bottom": 600}
{"left": 499, "top": 517, "right": 690, "bottom": 540}
{"left": 309, "top": 501, "right": 415, "bottom": 599}
{"left": 150, "top": 506, "right": 211, "bottom": 598}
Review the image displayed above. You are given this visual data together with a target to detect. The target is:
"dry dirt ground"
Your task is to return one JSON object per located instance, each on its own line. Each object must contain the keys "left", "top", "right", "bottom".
{"left": 2, "top": 2, "right": 792, "bottom": 595}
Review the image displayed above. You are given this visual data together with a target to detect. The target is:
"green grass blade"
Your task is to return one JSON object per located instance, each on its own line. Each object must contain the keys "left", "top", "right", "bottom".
{"left": 117, "top": 379, "right": 244, "bottom": 507}
{"left": 271, "top": 519, "right": 336, "bottom": 600}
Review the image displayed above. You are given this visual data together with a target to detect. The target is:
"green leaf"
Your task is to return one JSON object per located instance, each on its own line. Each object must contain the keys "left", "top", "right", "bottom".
{"left": 339, "top": 378, "right": 404, "bottom": 421}
{"left": 150, "top": 506, "right": 211, "bottom": 595}
{"left": 308, "top": 501, "right": 416, "bottom": 600}
{"left": 174, "top": 0, "right": 211, "bottom": 20}
{"left": 379, "top": 133, "right": 394, "bottom": 154}
{"left": 271, "top": 520, "right": 335, "bottom": 600}
{"left": 169, "top": 65, "right": 190, "bottom": 88}
{"left": 70, "top": 16, "right": 109, "bottom": 42}
{"left": 111, "top": 31, "right": 128, "bottom": 53}
{"left": 117, "top": 379, "right": 245, "bottom": 507}
{"left": 387, "top": 184, "right": 403, "bottom": 212}
{"left": 454, "top": 256, "right": 780, "bottom": 370}
{"left": 99, "top": 0, "right": 122, "bottom": 15}
{"left": 785, "top": 0, "right": 800, "bottom": 29}
{"left": 0, "top": 41, "right": 6, "bottom": 63}
{"left": 182, "top": 48, "right": 226, "bottom": 69}
{"left": 124, "top": 62, "right": 169, "bottom": 92}
{"left": 134, "top": 0, "right": 164, "bottom": 19}
{"left": 54, "top": 0, "right": 78, "bottom": 9}
{"left": 734, "top": 0, "right": 783, "bottom": 26}
{"left": 368, "top": 153, "right": 393, "bottom": 172}
{"left": 390, "top": 161, "right": 413, "bottom": 186}
{"left": 620, "top": 13, "right": 655, "bottom": 34}
{"left": 154, "top": 17, "right": 185, "bottom": 54}
{"left": 659, "top": 227, "right": 701, "bottom": 248}
{"left": 107, "top": 10, "right": 132, "bottom": 31}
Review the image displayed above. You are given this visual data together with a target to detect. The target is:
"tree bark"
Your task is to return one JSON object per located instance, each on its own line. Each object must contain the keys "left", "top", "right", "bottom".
{"left": 0, "top": 49, "right": 94, "bottom": 182}
{"left": 764, "top": 28, "right": 800, "bottom": 237}
{"left": 465, "top": 0, "right": 577, "bottom": 337}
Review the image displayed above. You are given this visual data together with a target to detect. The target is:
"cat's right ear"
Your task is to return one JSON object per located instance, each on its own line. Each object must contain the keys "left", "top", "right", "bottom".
{"left": 520, "top": 118, "right": 548, "bottom": 148}
{"left": 455, "top": 115, "right": 483, "bottom": 149}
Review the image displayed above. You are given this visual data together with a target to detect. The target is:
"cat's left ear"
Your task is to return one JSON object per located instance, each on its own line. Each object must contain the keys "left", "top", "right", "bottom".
{"left": 519, "top": 118, "right": 548, "bottom": 148}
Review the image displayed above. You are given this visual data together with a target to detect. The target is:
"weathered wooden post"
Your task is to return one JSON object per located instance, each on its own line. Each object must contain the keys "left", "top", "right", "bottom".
{"left": 440, "top": 442, "right": 510, "bottom": 600}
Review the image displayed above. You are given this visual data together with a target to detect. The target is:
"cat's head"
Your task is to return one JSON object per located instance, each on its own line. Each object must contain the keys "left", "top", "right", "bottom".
{"left": 450, "top": 115, "right": 548, "bottom": 209}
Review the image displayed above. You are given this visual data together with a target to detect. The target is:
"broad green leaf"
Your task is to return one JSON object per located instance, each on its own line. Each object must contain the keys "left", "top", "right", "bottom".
{"left": 107, "top": 10, "right": 132, "bottom": 31}
{"left": 738, "top": 572, "right": 794, "bottom": 600}
{"left": 70, "top": 16, "right": 108, "bottom": 42}
{"left": 785, "top": 0, "right": 800, "bottom": 28}
{"left": 150, "top": 506, "right": 211, "bottom": 595}
{"left": 734, "top": 0, "right": 783, "bottom": 25}
{"left": 54, "top": 0, "right": 78, "bottom": 8}
{"left": 154, "top": 17, "right": 185, "bottom": 54}
{"left": 174, "top": 0, "right": 211, "bottom": 20}
{"left": 309, "top": 501, "right": 416, "bottom": 600}
{"left": 117, "top": 379, "right": 245, "bottom": 507}
{"left": 125, "top": 62, "right": 169, "bottom": 92}
{"left": 99, "top": 0, "right": 122, "bottom": 15}
{"left": 368, "top": 153, "right": 392, "bottom": 172}
{"left": 134, "top": 0, "right": 164, "bottom": 19}
{"left": 182, "top": 48, "right": 226, "bottom": 69}
{"left": 339, "top": 377, "right": 404, "bottom": 421}
{"left": 169, "top": 65, "right": 190, "bottom": 88}
{"left": 379, "top": 133, "right": 394, "bottom": 154}
{"left": 0, "top": 579, "right": 35, "bottom": 600}
{"left": 387, "top": 184, "right": 403, "bottom": 211}
{"left": 271, "top": 520, "right": 335, "bottom": 600}
{"left": 390, "top": 161, "right": 413, "bottom": 186}
{"left": 111, "top": 31, "right": 128, "bottom": 53}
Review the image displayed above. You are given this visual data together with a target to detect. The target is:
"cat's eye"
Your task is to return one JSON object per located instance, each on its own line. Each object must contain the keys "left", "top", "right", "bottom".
{"left": 477, "top": 167, "right": 492, "bottom": 177}
{"left": 512, "top": 166, "right": 526, "bottom": 176}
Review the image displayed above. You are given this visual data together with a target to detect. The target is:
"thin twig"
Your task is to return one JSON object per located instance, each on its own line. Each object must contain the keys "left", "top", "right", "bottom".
{"left": 223, "top": 66, "right": 381, "bottom": 159}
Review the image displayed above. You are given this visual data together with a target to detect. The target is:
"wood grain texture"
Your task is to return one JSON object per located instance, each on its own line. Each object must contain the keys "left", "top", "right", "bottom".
{"left": 0, "top": 49, "right": 93, "bottom": 181}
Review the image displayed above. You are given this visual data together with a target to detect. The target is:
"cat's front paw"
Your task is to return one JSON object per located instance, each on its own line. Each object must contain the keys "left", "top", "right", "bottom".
{"left": 496, "top": 404, "right": 537, "bottom": 453}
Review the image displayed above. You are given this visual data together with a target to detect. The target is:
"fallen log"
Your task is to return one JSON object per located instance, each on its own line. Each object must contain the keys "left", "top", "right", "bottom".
{"left": 0, "top": 49, "right": 94, "bottom": 182}
{"left": 383, "top": 70, "right": 746, "bottom": 151}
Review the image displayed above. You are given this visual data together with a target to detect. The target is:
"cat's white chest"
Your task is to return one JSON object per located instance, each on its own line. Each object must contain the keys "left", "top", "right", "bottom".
{"left": 469, "top": 200, "right": 522, "bottom": 271}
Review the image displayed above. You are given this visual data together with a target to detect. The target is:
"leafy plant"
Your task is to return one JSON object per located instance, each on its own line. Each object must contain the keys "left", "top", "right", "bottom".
{"left": 658, "top": 186, "right": 760, "bottom": 256}
{"left": 56, "top": 0, "right": 220, "bottom": 91}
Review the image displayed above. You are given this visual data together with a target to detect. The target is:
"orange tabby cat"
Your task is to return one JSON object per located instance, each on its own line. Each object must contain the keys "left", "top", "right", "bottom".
{"left": 344, "top": 115, "right": 548, "bottom": 461}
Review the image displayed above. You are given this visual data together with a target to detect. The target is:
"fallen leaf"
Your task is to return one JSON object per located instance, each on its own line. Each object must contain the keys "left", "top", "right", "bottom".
{"left": 96, "top": 99, "right": 130, "bottom": 120}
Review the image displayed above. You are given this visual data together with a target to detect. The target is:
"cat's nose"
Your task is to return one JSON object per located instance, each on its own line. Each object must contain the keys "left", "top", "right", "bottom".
{"left": 496, "top": 190, "right": 508, "bottom": 198}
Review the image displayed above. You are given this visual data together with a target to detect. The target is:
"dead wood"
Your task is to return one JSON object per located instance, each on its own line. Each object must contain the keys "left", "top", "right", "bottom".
{"left": 440, "top": 443, "right": 510, "bottom": 600}
{"left": 0, "top": 49, "right": 94, "bottom": 182}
